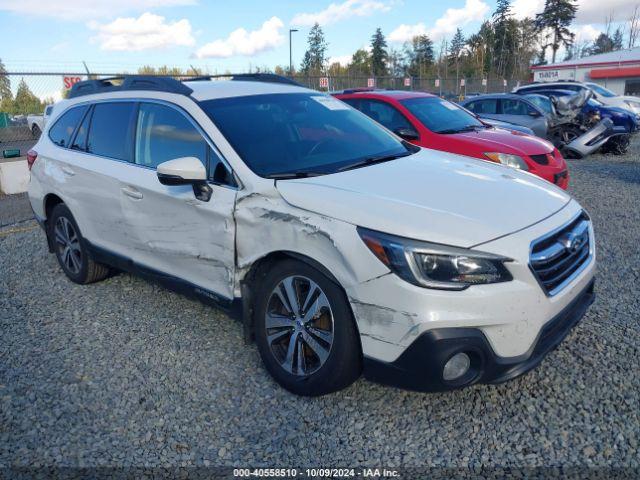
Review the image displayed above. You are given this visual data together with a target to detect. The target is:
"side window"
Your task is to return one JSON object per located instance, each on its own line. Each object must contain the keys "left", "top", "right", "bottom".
{"left": 340, "top": 98, "right": 361, "bottom": 110}
{"left": 359, "top": 100, "right": 412, "bottom": 131}
{"left": 501, "top": 99, "right": 529, "bottom": 115}
{"left": 135, "top": 103, "right": 208, "bottom": 170}
{"left": 48, "top": 106, "right": 87, "bottom": 148}
{"left": 45, "top": 106, "right": 53, "bottom": 116}
{"left": 86, "top": 102, "right": 136, "bottom": 161}
{"left": 71, "top": 107, "right": 92, "bottom": 151}
{"left": 465, "top": 101, "right": 478, "bottom": 112}
{"left": 473, "top": 99, "right": 498, "bottom": 114}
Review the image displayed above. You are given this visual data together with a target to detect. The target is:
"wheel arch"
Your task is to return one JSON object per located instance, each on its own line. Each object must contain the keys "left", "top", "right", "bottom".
{"left": 239, "top": 250, "right": 362, "bottom": 348}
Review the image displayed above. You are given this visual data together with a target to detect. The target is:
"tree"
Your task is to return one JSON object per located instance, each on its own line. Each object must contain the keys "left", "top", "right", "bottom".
{"left": 388, "top": 48, "right": 406, "bottom": 76}
{"left": 300, "top": 23, "right": 328, "bottom": 75}
{"left": 12, "top": 78, "right": 43, "bottom": 115}
{"left": 0, "top": 58, "right": 11, "bottom": 111}
{"left": 349, "top": 48, "right": 371, "bottom": 75}
{"left": 404, "top": 35, "right": 434, "bottom": 77}
{"left": 628, "top": 6, "right": 640, "bottom": 49}
{"left": 612, "top": 28, "right": 624, "bottom": 50}
{"left": 370, "top": 28, "right": 389, "bottom": 76}
{"left": 590, "top": 33, "right": 615, "bottom": 55}
{"left": 448, "top": 28, "right": 466, "bottom": 90}
{"left": 535, "top": 0, "right": 578, "bottom": 63}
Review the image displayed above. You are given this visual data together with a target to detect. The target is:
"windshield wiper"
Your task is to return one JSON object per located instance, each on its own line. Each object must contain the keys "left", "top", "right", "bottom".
{"left": 264, "top": 171, "right": 325, "bottom": 179}
{"left": 337, "top": 151, "right": 413, "bottom": 173}
{"left": 436, "top": 125, "right": 482, "bottom": 134}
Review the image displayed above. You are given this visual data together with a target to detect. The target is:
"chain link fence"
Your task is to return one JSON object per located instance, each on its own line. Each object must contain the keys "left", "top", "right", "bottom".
{"left": 0, "top": 71, "right": 524, "bottom": 151}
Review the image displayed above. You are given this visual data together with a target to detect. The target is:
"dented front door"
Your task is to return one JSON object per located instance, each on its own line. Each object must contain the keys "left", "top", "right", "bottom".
{"left": 118, "top": 163, "right": 237, "bottom": 300}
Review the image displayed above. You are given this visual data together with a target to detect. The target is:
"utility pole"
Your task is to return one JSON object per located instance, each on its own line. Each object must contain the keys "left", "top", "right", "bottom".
{"left": 289, "top": 29, "right": 298, "bottom": 76}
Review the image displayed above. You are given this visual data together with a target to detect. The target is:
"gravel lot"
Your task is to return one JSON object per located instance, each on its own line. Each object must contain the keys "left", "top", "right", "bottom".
{"left": 0, "top": 144, "right": 638, "bottom": 473}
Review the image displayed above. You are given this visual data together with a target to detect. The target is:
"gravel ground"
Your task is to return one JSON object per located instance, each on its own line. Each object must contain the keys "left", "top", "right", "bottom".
{"left": 0, "top": 144, "right": 638, "bottom": 474}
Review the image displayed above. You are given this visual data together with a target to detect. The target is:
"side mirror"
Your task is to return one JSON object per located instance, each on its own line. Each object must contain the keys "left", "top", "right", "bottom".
{"left": 528, "top": 110, "right": 541, "bottom": 117}
{"left": 394, "top": 127, "right": 420, "bottom": 141}
{"left": 157, "top": 157, "right": 212, "bottom": 202}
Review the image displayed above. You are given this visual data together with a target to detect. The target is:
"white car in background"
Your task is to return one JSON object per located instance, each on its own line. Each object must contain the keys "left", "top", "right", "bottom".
{"left": 514, "top": 81, "right": 640, "bottom": 117}
{"left": 27, "top": 105, "right": 53, "bottom": 137}
{"left": 27, "top": 74, "right": 596, "bottom": 396}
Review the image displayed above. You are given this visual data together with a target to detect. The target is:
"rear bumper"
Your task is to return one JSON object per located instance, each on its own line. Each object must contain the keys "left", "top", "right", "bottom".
{"left": 362, "top": 279, "right": 595, "bottom": 392}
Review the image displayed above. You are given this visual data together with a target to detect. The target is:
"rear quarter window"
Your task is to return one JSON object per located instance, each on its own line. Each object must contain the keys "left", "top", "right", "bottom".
{"left": 48, "top": 106, "right": 88, "bottom": 148}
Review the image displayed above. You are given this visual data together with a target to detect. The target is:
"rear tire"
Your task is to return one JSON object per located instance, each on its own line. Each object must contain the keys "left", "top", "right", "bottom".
{"left": 49, "top": 204, "right": 110, "bottom": 284}
{"left": 253, "top": 259, "right": 362, "bottom": 396}
{"left": 31, "top": 124, "right": 41, "bottom": 138}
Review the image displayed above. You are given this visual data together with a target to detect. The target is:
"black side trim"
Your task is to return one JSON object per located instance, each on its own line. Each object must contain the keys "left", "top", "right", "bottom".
{"left": 363, "top": 279, "right": 595, "bottom": 392}
{"left": 85, "top": 241, "right": 239, "bottom": 317}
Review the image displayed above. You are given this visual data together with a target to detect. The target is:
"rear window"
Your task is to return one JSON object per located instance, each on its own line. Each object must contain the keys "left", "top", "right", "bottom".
{"left": 48, "top": 106, "right": 87, "bottom": 148}
{"left": 86, "top": 102, "right": 136, "bottom": 161}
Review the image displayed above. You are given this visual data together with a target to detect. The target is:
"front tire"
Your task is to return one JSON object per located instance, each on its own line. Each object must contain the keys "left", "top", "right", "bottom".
{"left": 49, "top": 204, "right": 109, "bottom": 284}
{"left": 254, "top": 259, "right": 362, "bottom": 396}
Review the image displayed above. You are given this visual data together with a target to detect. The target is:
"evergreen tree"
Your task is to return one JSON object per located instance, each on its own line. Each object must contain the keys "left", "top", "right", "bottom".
{"left": 590, "top": 33, "right": 615, "bottom": 55}
{"left": 370, "top": 28, "right": 389, "bottom": 76}
{"left": 12, "top": 78, "right": 43, "bottom": 115}
{"left": 404, "top": 35, "right": 434, "bottom": 76}
{"left": 612, "top": 28, "right": 624, "bottom": 50}
{"left": 300, "top": 23, "right": 328, "bottom": 74}
{"left": 492, "top": 0, "right": 518, "bottom": 77}
{"left": 535, "top": 0, "right": 578, "bottom": 63}
{"left": 448, "top": 28, "right": 466, "bottom": 89}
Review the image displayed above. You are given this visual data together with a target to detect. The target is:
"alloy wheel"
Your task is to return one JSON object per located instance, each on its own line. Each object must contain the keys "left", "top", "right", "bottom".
{"left": 265, "top": 275, "right": 334, "bottom": 376}
{"left": 54, "top": 217, "right": 82, "bottom": 275}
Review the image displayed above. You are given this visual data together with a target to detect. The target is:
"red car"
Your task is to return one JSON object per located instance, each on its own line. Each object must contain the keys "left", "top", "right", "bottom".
{"left": 333, "top": 89, "right": 569, "bottom": 189}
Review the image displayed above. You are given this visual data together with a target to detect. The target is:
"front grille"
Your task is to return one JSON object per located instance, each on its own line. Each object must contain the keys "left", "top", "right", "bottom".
{"left": 530, "top": 153, "right": 550, "bottom": 165}
{"left": 529, "top": 212, "right": 592, "bottom": 296}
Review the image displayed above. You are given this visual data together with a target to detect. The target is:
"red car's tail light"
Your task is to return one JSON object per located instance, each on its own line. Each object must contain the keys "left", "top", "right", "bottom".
{"left": 26, "top": 150, "right": 38, "bottom": 170}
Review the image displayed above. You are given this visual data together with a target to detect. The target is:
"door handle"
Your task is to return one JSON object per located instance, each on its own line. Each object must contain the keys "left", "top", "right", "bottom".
{"left": 61, "top": 166, "right": 75, "bottom": 177}
{"left": 121, "top": 186, "right": 143, "bottom": 200}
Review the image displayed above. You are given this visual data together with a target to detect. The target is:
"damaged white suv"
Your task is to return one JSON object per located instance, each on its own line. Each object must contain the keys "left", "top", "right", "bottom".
{"left": 28, "top": 75, "right": 596, "bottom": 396}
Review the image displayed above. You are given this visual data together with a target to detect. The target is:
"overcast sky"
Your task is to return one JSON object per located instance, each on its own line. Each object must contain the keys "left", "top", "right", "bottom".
{"left": 1, "top": 0, "right": 635, "bottom": 75}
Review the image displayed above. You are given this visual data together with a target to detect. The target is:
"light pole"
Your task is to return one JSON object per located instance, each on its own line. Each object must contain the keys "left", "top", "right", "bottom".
{"left": 289, "top": 29, "right": 298, "bottom": 76}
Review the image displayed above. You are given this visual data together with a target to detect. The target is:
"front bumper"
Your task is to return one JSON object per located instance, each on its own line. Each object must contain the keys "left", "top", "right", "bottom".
{"left": 363, "top": 279, "right": 595, "bottom": 392}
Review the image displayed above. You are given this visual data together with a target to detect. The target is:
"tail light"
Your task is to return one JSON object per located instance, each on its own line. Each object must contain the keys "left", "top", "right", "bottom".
{"left": 27, "top": 150, "right": 38, "bottom": 170}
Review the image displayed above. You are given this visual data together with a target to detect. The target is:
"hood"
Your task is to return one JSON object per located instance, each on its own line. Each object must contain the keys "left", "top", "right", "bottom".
{"left": 276, "top": 149, "right": 571, "bottom": 248}
{"left": 447, "top": 127, "right": 553, "bottom": 157}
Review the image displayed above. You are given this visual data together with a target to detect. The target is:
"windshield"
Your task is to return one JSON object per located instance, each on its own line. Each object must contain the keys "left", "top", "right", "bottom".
{"left": 199, "top": 93, "right": 411, "bottom": 178}
{"left": 586, "top": 83, "right": 616, "bottom": 98}
{"left": 525, "top": 95, "right": 553, "bottom": 114}
{"left": 400, "top": 97, "right": 484, "bottom": 133}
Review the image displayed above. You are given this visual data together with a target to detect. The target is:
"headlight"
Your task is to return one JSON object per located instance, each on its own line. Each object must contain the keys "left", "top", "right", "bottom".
{"left": 358, "top": 227, "right": 513, "bottom": 290}
{"left": 484, "top": 152, "right": 529, "bottom": 171}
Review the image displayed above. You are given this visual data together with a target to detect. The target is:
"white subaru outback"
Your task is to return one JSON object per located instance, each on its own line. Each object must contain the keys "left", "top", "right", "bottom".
{"left": 27, "top": 74, "right": 596, "bottom": 396}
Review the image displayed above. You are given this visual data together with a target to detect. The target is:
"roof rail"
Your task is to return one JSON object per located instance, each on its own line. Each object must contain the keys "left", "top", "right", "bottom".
{"left": 185, "top": 73, "right": 303, "bottom": 87}
{"left": 68, "top": 76, "right": 194, "bottom": 99}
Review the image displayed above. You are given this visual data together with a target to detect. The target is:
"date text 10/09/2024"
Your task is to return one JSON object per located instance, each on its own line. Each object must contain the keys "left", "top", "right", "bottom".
{"left": 233, "top": 468, "right": 400, "bottom": 478}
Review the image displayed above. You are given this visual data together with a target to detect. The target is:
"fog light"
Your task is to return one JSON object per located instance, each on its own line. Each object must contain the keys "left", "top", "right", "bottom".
{"left": 443, "top": 352, "right": 471, "bottom": 381}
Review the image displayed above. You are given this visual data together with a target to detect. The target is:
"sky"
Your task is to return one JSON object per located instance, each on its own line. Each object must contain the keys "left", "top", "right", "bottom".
{"left": 0, "top": 0, "right": 636, "bottom": 90}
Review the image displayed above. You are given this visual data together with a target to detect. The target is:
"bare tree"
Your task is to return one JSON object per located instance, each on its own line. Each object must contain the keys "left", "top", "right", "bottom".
{"left": 629, "top": 5, "right": 640, "bottom": 48}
